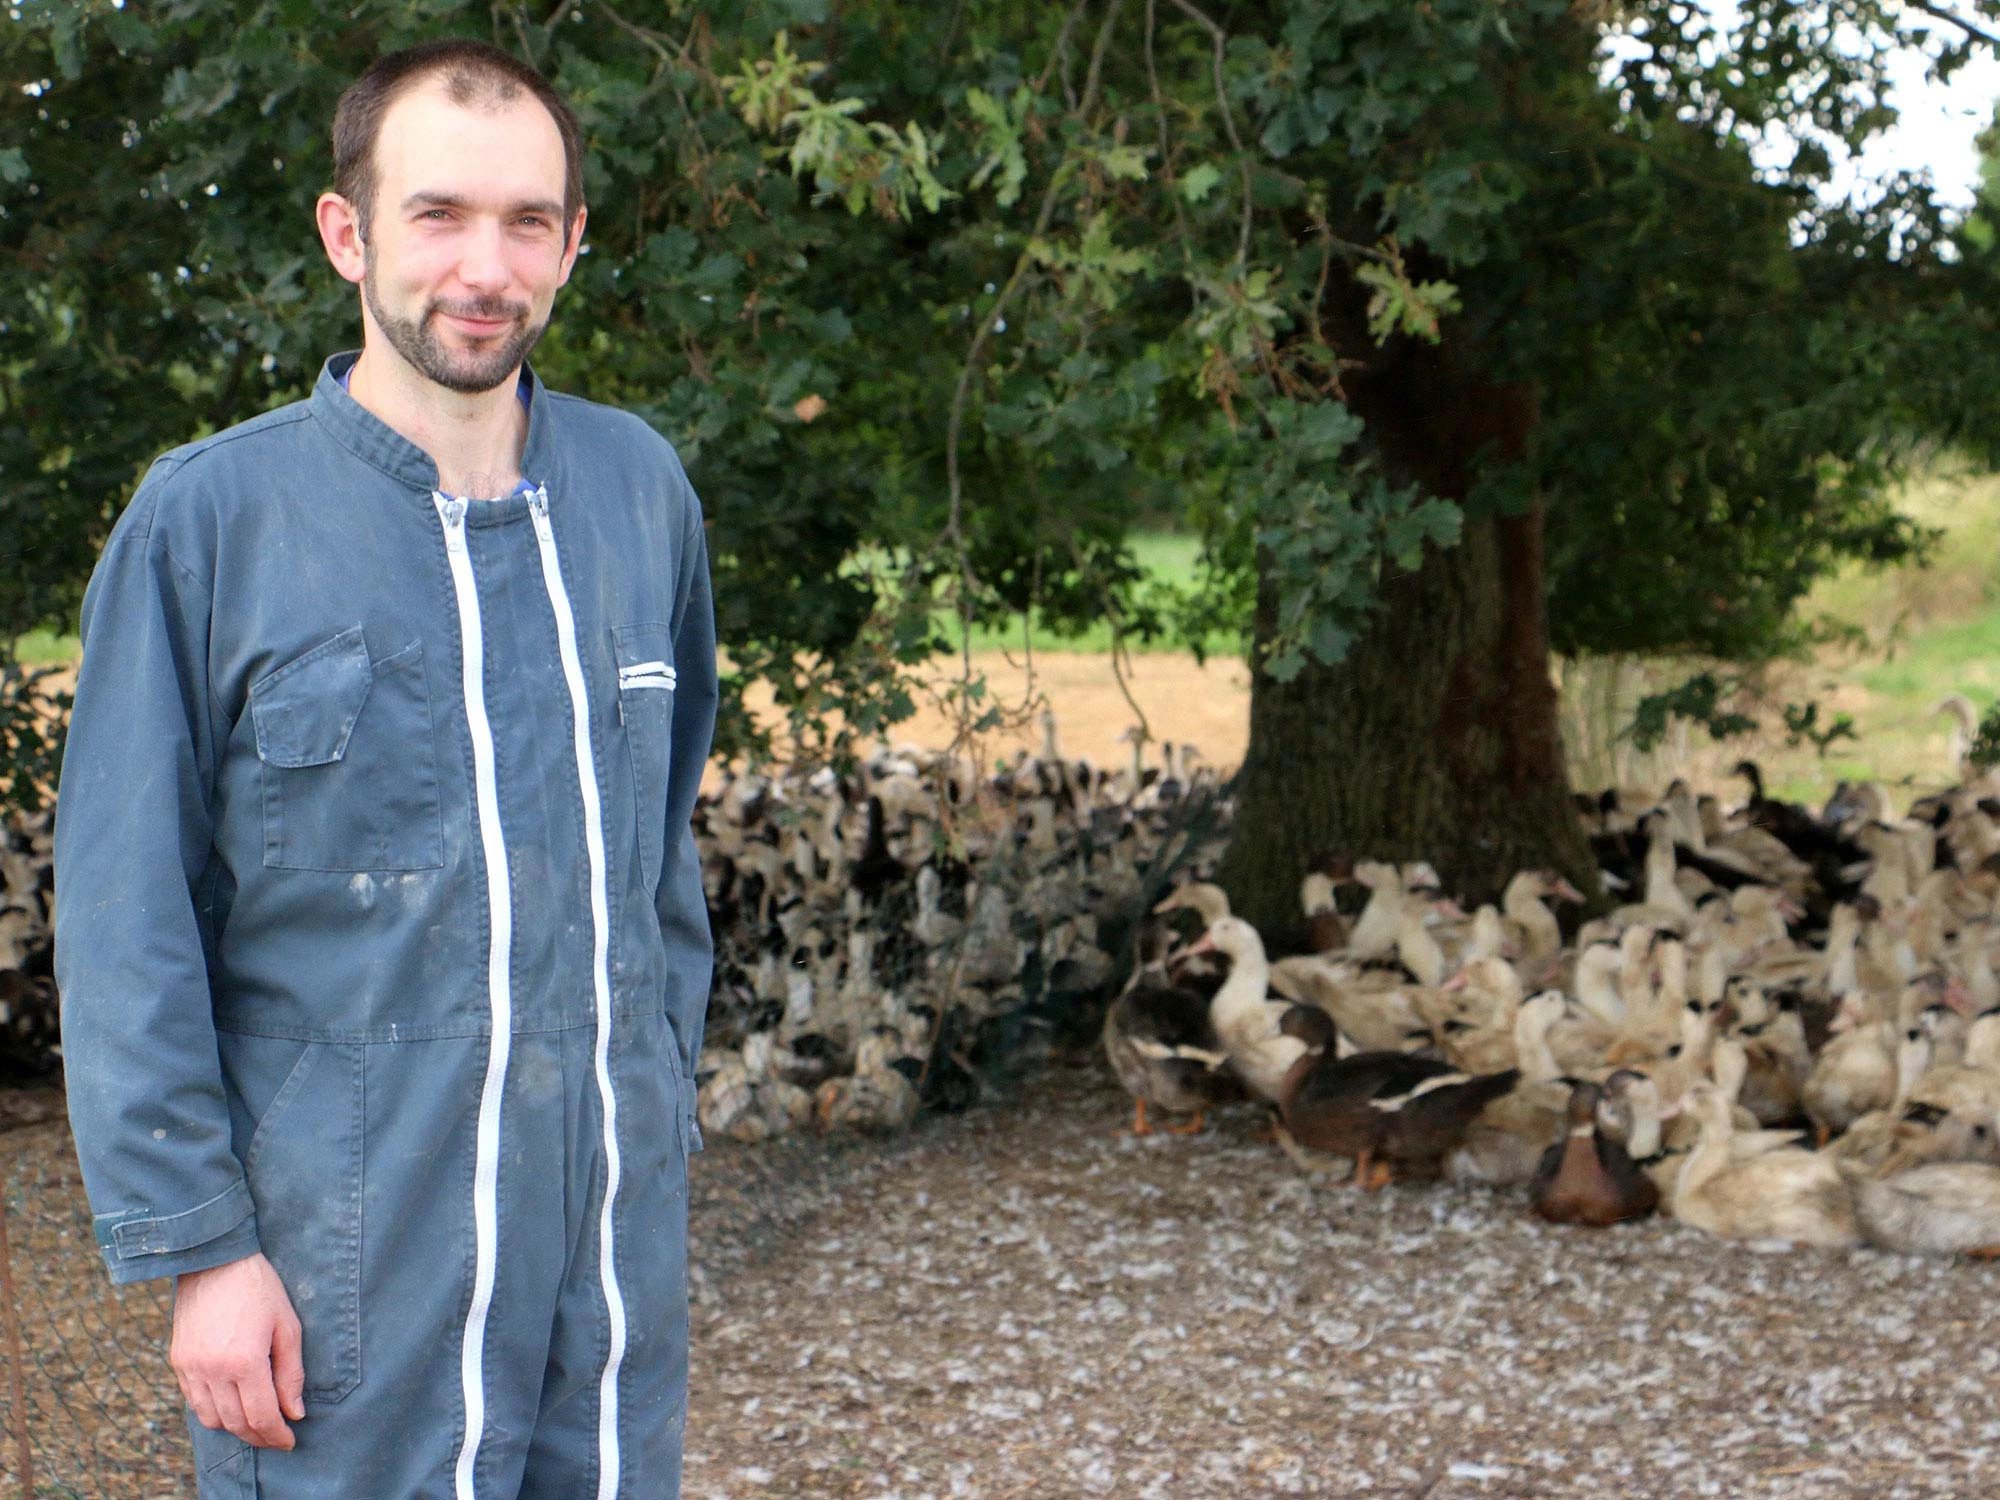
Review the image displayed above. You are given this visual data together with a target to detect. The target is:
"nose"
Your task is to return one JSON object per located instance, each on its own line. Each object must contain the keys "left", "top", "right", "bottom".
{"left": 455, "top": 219, "right": 510, "bottom": 293}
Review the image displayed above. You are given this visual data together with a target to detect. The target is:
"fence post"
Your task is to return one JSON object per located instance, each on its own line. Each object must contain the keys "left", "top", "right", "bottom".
{"left": 0, "top": 1182, "right": 32, "bottom": 1500}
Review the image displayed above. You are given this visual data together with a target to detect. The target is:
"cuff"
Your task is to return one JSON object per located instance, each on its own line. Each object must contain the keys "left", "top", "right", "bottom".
{"left": 94, "top": 1179, "right": 259, "bottom": 1285}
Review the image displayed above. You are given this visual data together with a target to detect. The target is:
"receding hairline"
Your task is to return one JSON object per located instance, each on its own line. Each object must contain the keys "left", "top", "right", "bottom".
{"left": 369, "top": 77, "right": 575, "bottom": 210}
{"left": 330, "top": 40, "right": 586, "bottom": 231}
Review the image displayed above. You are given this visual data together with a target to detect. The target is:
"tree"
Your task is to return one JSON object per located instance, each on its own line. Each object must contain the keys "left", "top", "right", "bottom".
{"left": 9, "top": 1, "right": 2000, "bottom": 935}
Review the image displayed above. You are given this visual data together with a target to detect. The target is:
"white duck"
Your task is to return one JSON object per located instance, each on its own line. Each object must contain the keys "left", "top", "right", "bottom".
{"left": 1188, "top": 916, "right": 1307, "bottom": 1103}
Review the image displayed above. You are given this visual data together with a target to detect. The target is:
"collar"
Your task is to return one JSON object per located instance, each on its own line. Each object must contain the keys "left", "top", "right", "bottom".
{"left": 309, "top": 351, "right": 555, "bottom": 494}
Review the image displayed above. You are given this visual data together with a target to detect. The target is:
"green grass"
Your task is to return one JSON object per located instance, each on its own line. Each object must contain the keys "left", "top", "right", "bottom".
{"left": 1570, "top": 459, "right": 2000, "bottom": 806}
{"left": 907, "top": 531, "right": 1244, "bottom": 657}
{"left": 15, "top": 630, "right": 80, "bottom": 666}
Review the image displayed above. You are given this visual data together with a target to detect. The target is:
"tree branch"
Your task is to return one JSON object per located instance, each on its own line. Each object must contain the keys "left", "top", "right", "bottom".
{"left": 1080, "top": 0, "right": 1127, "bottom": 120}
{"left": 1168, "top": 0, "right": 1253, "bottom": 266}
{"left": 1905, "top": 1, "right": 2000, "bottom": 52}
{"left": 542, "top": 0, "right": 578, "bottom": 39}
{"left": 1035, "top": 0, "right": 1094, "bottom": 104}
{"left": 1144, "top": 0, "right": 1197, "bottom": 270}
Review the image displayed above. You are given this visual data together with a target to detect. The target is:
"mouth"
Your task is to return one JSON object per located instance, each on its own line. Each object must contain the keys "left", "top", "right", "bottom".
{"left": 436, "top": 307, "right": 521, "bottom": 338}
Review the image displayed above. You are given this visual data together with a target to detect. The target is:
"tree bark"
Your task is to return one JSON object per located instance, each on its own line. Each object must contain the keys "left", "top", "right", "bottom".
{"left": 1216, "top": 350, "right": 1598, "bottom": 943}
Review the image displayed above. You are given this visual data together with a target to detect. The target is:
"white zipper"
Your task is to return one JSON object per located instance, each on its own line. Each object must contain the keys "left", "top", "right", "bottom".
{"left": 527, "top": 486, "right": 629, "bottom": 1500}
{"left": 435, "top": 493, "right": 516, "bottom": 1500}
{"left": 617, "top": 661, "right": 676, "bottom": 691}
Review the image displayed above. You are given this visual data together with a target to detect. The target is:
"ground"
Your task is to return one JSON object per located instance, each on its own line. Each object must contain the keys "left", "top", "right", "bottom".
{"left": 679, "top": 1062, "right": 2000, "bottom": 1500}
{"left": 7, "top": 1065, "right": 2000, "bottom": 1499}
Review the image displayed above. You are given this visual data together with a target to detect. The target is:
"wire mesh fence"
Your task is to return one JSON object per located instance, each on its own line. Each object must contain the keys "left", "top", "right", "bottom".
{"left": 0, "top": 1117, "right": 191, "bottom": 1500}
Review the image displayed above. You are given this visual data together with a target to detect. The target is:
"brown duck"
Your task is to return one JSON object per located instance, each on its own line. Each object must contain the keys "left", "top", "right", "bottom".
{"left": 1277, "top": 1006, "right": 1519, "bottom": 1189}
{"left": 1529, "top": 1074, "right": 1662, "bottom": 1227}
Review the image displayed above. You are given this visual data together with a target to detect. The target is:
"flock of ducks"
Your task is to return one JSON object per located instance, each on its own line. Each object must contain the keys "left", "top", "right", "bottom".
{"left": 1108, "top": 762, "right": 2000, "bottom": 1259}
{"left": 692, "top": 716, "right": 1224, "bottom": 1140}
{"left": 0, "top": 808, "right": 58, "bottom": 1083}
{"left": 12, "top": 688, "right": 2000, "bottom": 1269}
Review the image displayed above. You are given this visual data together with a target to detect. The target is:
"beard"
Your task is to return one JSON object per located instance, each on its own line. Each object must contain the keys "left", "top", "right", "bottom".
{"left": 362, "top": 253, "right": 548, "bottom": 395}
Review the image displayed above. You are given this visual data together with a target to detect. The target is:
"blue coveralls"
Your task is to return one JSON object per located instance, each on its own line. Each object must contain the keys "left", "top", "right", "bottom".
{"left": 54, "top": 353, "right": 718, "bottom": 1498}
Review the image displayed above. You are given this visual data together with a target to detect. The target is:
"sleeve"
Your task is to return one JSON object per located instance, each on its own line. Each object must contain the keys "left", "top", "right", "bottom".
{"left": 54, "top": 463, "right": 260, "bottom": 1284}
{"left": 655, "top": 473, "right": 719, "bottom": 1149}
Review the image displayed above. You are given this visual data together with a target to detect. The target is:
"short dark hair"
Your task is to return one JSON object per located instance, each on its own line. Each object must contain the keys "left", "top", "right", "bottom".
{"left": 331, "top": 39, "right": 585, "bottom": 238}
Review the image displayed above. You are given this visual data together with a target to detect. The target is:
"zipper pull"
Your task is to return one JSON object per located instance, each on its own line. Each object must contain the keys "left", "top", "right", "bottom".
{"left": 433, "top": 492, "right": 469, "bottom": 553}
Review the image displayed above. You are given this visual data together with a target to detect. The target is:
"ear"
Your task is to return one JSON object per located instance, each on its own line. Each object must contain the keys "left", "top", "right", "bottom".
{"left": 556, "top": 205, "right": 589, "bottom": 287}
{"left": 316, "top": 192, "right": 368, "bottom": 286}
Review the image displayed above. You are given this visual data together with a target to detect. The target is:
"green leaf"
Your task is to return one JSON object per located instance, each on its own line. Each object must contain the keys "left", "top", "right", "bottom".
{"left": 1179, "top": 163, "right": 1224, "bottom": 203}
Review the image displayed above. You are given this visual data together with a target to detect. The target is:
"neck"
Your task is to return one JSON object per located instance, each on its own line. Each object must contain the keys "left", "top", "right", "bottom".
{"left": 346, "top": 342, "right": 529, "bottom": 497}
{"left": 1673, "top": 1098, "right": 1733, "bottom": 1209}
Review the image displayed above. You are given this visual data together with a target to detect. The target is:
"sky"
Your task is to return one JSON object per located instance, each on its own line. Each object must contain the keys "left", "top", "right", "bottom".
{"left": 1684, "top": 1, "right": 2000, "bottom": 210}
{"left": 1829, "top": 23, "right": 2000, "bottom": 208}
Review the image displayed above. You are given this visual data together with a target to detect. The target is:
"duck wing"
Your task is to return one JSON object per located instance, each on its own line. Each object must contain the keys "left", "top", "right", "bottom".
{"left": 1289, "top": 1051, "right": 1454, "bottom": 1111}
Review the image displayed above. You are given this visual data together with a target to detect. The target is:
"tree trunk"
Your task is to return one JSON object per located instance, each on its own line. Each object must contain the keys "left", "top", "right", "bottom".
{"left": 1215, "top": 361, "right": 1598, "bottom": 943}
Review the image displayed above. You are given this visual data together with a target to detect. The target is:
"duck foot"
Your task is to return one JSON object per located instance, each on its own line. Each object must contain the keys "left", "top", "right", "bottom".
{"left": 1118, "top": 1099, "right": 1155, "bottom": 1137}
{"left": 1966, "top": 1245, "right": 2000, "bottom": 1260}
{"left": 1164, "top": 1110, "right": 1207, "bottom": 1136}
{"left": 1362, "top": 1159, "right": 1394, "bottom": 1192}
{"left": 1345, "top": 1149, "right": 1374, "bottom": 1189}
{"left": 1814, "top": 1124, "right": 1830, "bottom": 1149}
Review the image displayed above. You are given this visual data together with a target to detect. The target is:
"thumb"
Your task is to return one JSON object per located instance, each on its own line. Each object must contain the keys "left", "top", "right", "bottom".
{"left": 271, "top": 1315, "right": 307, "bottom": 1423}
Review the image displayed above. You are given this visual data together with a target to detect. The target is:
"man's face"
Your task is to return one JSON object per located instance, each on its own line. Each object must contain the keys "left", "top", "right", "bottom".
{"left": 357, "top": 79, "right": 582, "bottom": 394}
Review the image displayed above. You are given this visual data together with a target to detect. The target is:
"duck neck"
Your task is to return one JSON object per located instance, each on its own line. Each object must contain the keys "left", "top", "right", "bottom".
{"left": 1211, "top": 948, "right": 1272, "bottom": 1026}
{"left": 1673, "top": 1097, "right": 1734, "bottom": 1210}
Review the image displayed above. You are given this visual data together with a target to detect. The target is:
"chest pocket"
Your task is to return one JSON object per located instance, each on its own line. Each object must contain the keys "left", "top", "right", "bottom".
{"left": 250, "top": 627, "right": 445, "bottom": 872}
{"left": 612, "top": 622, "right": 676, "bottom": 892}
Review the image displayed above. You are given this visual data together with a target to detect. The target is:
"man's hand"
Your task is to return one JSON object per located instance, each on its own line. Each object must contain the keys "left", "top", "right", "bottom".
{"left": 171, "top": 1253, "right": 306, "bottom": 1450}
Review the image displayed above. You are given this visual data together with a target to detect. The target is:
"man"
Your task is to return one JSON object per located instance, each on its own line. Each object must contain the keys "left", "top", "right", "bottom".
{"left": 55, "top": 38, "right": 717, "bottom": 1499}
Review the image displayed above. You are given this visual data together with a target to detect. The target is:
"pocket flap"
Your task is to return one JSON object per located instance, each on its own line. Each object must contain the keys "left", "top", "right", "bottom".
{"left": 250, "top": 627, "right": 374, "bottom": 769}
{"left": 612, "top": 622, "right": 677, "bottom": 695}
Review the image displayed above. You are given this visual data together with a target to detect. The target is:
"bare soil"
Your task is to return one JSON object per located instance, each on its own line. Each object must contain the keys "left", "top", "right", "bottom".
{"left": 734, "top": 650, "right": 1252, "bottom": 780}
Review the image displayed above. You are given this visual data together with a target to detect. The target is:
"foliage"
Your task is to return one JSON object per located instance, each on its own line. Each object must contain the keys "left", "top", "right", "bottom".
{"left": 1780, "top": 700, "right": 1859, "bottom": 759}
{"left": 0, "top": 663, "right": 70, "bottom": 814}
{"left": 1972, "top": 700, "right": 2000, "bottom": 773}
{"left": 1625, "top": 672, "right": 1759, "bottom": 755}
{"left": 7, "top": 0, "right": 2000, "bottom": 781}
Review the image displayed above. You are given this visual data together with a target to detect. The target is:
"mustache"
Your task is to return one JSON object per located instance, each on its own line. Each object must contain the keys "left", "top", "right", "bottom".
{"left": 427, "top": 297, "right": 528, "bottom": 323}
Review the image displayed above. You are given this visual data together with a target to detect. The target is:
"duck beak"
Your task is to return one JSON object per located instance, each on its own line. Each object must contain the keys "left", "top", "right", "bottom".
{"left": 1183, "top": 932, "right": 1217, "bottom": 957}
{"left": 1553, "top": 879, "right": 1587, "bottom": 904}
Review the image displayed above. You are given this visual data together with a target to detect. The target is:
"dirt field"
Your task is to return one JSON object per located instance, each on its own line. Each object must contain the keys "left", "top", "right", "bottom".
{"left": 738, "top": 649, "right": 1253, "bottom": 779}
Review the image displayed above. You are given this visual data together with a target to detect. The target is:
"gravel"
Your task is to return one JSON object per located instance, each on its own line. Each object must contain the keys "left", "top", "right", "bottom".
{"left": 682, "top": 1060, "right": 2000, "bottom": 1500}
{"left": 9, "top": 1069, "right": 2000, "bottom": 1499}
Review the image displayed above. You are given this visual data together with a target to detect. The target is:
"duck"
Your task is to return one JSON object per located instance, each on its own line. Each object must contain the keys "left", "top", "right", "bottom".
{"left": 1275, "top": 1005, "right": 1517, "bottom": 1189}
{"left": 814, "top": 1029, "right": 921, "bottom": 1133}
{"left": 1601, "top": 1070, "right": 1805, "bottom": 1202}
{"left": 1853, "top": 1157, "right": 2000, "bottom": 1256}
{"left": 1445, "top": 991, "right": 1572, "bottom": 1186}
{"left": 1528, "top": 1077, "right": 1661, "bottom": 1226}
{"left": 1803, "top": 993, "right": 1903, "bottom": 1146}
{"left": 1501, "top": 869, "right": 1584, "bottom": 967}
{"left": 1100, "top": 923, "right": 1241, "bottom": 1136}
{"left": 1188, "top": 916, "right": 1307, "bottom": 1102}
{"left": 1342, "top": 860, "right": 1408, "bottom": 961}
{"left": 1670, "top": 1082, "right": 1860, "bottom": 1248}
